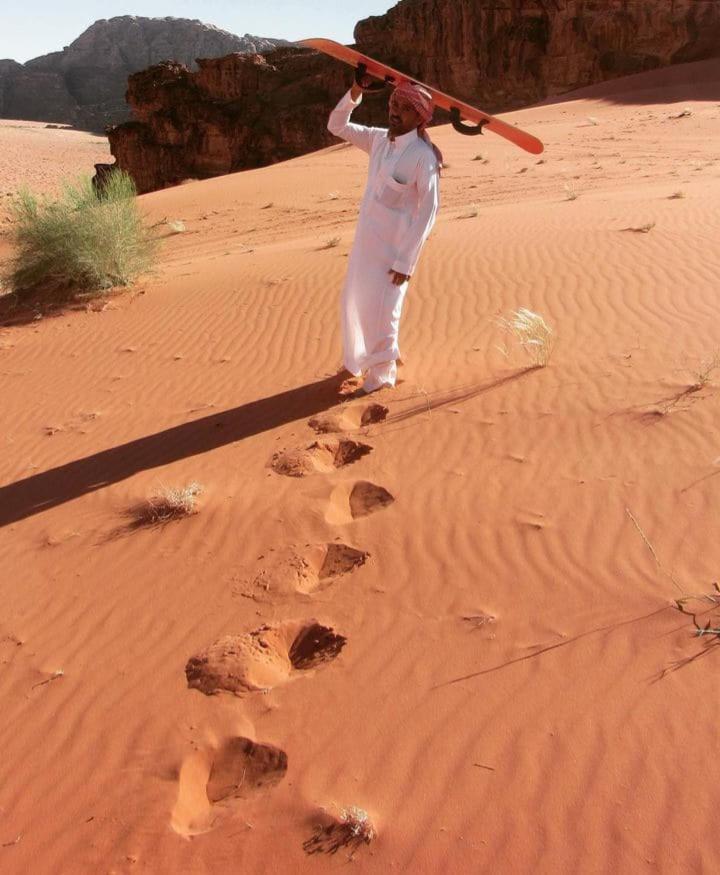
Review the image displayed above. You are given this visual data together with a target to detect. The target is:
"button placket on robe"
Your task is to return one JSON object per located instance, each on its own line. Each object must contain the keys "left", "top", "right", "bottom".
{"left": 373, "top": 135, "right": 416, "bottom": 203}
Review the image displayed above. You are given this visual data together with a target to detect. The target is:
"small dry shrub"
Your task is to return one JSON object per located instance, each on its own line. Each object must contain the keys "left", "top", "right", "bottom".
{"left": 496, "top": 308, "right": 554, "bottom": 367}
{"left": 621, "top": 222, "right": 655, "bottom": 233}
{"left": 676, "top": 588, "right": 720, "bottom": 637}
{"left": 303, "top": 806, "right": 376, "bottom": 857}
{"left": 132, "top": 482, "right": 203, "bottom": 525}
{"left": 688, "top": 352, "right": 720, "bottom": 391}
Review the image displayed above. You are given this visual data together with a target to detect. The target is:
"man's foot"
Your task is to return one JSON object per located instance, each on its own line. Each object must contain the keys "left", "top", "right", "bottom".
{"left": 338, "top": 375, "right": 364, "bottom": 397}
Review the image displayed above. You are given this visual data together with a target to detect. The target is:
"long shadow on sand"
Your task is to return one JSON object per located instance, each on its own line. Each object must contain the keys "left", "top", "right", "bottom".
{"left": 0, "top": 368, "right": 536, "bottom": 529}
{"left": 0, "top": 374, "right": 347, "bottom": 528}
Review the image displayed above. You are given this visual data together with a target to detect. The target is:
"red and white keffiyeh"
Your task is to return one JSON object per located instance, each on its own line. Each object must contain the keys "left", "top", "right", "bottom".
{"left": 391, "top": 81, "right": 444, "bottom": 171}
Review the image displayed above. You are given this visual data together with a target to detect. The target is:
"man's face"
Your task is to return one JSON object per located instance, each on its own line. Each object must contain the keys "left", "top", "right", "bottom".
{"left": 389, "top": 92, "right": 422, "bottom": 137}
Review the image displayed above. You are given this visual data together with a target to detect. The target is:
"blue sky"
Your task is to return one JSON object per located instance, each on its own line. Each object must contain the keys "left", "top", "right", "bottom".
{"left": 0, "top": 1, "right": 393, "bottom": 63}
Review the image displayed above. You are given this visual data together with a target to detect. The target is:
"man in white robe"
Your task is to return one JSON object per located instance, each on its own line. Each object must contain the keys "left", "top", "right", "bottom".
{"left": 327, "top": 79, "right": 442, "bottom": 395}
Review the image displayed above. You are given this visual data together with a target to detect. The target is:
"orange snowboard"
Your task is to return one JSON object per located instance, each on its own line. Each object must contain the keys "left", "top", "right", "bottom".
{"left": 300, "top": 37, "right": 544, "bottom": 155}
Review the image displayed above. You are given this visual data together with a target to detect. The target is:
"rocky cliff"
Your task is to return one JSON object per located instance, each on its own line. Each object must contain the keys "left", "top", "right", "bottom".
{"left": 0, "top": 16, "right": 289, "bottom": 130}
{"left": 107, "top": 49, "right": 389, "bottom": 194}
{"left": 354, "top": 0, "right": 720, "bottom": 110}
{"left": 109, "top": 0, "right": 720, "bottom": 193}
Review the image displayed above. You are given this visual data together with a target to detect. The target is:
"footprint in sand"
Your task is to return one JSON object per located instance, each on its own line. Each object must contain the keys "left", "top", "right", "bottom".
{"left": 308, "top": 403, "right": 388, "bottom": 434}
{"left": 270, "top": 438, "right": 372, "bottom": 477}
{"left": 326, "top": 481, "right": 395, "bottom": 525}
{"left": 172, "top": 736, "right": 287, "bottom": 836}
{"left": 207, "top": 737, "right": 287, "bottom": 802}
{"left": 185, "top": 620, "right": 347, "bottom": 695}
{"left": 244, "top": 542, "right": 369, "bottom": 599}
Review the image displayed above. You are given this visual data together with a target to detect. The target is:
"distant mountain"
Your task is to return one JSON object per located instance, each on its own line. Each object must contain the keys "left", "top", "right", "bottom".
{"left": 0, "top": 16, "right": 290, "bottom": 130}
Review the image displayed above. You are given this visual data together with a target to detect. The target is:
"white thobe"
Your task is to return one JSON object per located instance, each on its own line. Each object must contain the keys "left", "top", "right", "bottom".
{"left": 327, "top": 89, "right": 440, "bottom": 391}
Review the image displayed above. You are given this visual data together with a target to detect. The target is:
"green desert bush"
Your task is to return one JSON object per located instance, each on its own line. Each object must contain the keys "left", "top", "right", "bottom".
{"left": 4, "top": 170, "right": 156, "bottom": 302}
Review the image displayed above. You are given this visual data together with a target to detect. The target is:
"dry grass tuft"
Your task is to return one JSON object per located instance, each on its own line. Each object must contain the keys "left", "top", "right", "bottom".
{"left": 650, "top": 352, "right": 720, "bottom": 416}
{"left": 676, "top": 587, "right": 720, "bottom": 637}
{"left": 167, "top": 220, "right": 186, "bottom": 234}
{"left": 668, "top": 190, "right": 686, "bottom": 200}
{"left": 496, "top": 308, "right": 554, "bottom": 367}
{"left": 688, "top": 351, "right": 720, "bottom": 391}
{"left": 564, "top": 183, "right": 578, "bottom": 201}
{"left": 132, "top": 482, "right": 203, "bottom": 525}
{"left": 319, "top": 236, "right": 341, "bottom": 250}
{"left": 462, "top": 612, "right": 496, "bottom": 630}
{"left": 303, "top": 806, "right": 376, "bottom": 857}
{"left": 621, "top": 222, "right": 656, "bottom": 233}
{"left": 32, "top": 668, "right": 64, "bottom": 688}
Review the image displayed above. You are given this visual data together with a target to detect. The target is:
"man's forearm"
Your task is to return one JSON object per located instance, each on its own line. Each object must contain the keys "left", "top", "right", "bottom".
{"left": 327, "top": 89, "right": 373, "bottom": 153}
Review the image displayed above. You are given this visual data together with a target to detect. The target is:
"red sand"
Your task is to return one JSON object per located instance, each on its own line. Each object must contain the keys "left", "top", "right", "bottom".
{"left": 1, "top": 60, "right": 719, "bottom": 874}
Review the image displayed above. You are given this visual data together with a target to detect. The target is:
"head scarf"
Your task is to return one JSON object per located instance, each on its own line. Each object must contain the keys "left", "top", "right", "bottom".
{"left": 391, "top": 81, "right": 444, "bottom": 173}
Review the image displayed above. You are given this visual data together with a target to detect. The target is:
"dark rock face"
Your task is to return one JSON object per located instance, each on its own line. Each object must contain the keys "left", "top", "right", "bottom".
{"left": 0, "top": 16, "right": 289, "bottom": 130}
{"left": 107, "top": 49, "right": 389, "bottom": 193}
{"left": 354, "top": 0, "right": 720, "bottom": 110}
{"left": 109, "top": 0, "right": 720, "bottom": 193}
{"left": 0, "top": 64, "right": 77, "bottom": 122}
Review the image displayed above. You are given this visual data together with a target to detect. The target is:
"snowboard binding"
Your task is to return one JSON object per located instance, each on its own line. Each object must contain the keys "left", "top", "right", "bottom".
{"left": 354, "top": 64, "right": 490, "bottom": 137}
{"left": 449, "top": 108, "right": 490, "bottom": 137}
{"left": 354, "top": 63, "right": 395, "bottom": 93}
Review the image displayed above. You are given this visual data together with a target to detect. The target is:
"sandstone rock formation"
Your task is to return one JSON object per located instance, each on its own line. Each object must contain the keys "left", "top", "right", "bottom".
{"left": 0, "top": 16, "right": 289, "bottom": 130}
{"left": 107, "top": 49, "right": 388, "bottom": 193}
{"left": 110, "top": 0, "right": 720, "bottom": 193}
{"left": 354, "top": 0, "right": 720, "bottom": 111}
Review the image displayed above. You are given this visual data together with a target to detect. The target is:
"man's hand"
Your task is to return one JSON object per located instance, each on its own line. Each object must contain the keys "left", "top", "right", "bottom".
{"left": 350, "top": 74, "right": 373, "bottom": 101}
{"left": 388, "top": 269, "right": 410, "bottom": 286}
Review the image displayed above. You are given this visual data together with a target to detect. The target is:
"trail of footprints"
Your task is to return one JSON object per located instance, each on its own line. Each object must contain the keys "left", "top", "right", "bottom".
{"left": 185, "top": 621, "right": 348, "bottom": 695}
{"left": 244, "top": 542, "right": 369, "bottom": 599}
{"left": 179, "top": 398, "right": 393, "bottom": 850}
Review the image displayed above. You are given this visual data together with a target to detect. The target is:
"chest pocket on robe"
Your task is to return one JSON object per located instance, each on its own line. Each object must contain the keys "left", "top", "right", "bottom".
{"left": 376, "top": 175, "right": 413, "bottom": 212}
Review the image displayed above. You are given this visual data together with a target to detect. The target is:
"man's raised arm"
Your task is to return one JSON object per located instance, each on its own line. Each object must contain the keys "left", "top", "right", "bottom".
{"left": 327, "top": 84, "right": 382, "bottom": 155}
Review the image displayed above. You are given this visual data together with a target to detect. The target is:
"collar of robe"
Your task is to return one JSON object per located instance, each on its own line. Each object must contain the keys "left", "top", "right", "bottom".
{"left": 386, "top": 127, "right": 420, "bottom": 148}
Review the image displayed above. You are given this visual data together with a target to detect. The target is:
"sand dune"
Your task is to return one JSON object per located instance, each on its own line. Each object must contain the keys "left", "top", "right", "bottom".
{"left": 0, "top": 60, "right": 719, "bottom": 874}
{"left": 0, "top": 119, "right": 109, "bottom": 204}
